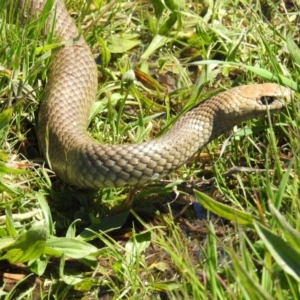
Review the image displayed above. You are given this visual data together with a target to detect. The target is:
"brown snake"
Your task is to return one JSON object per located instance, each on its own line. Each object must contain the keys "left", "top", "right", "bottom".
{"left": 20, "top": 0, "right": 292, "bottom": 188}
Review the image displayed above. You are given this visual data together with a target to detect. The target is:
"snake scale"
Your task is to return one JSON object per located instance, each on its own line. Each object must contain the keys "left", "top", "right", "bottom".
{"left": 19, "top": 0, "right": 292, "bottom": 188}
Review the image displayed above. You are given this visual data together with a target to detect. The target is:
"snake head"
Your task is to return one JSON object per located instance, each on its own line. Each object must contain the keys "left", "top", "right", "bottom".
{"left": 238, "top": 83, "right": 293, "bottom": 112}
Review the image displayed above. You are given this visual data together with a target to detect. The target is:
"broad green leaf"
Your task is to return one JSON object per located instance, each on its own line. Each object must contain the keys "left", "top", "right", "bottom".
{"left": 112, "top": 260, "right": 123, "bottom": 281}
{"left": 269, "top": 203, "right": 300, "bottom": 252}
{"left": 107, "top": 34, "right": 141, "bottom": 53}
{"left": 286, "top": 31, "right": 300, "bottom": 66}
{"left": 74, "top": 278, "right": 98, "bottom": 291}
{"left": 0, "top": 107, "right": 13, "bottom": 131}
{"left": 42, "top": 246, "right": 62, "bottom": 257}
{"left": 28, "top": 255, "right": 48, "bottom": 276}
{"left": 5, "top": 206, "right": 17, "bottom": 237}
{"left": 152, "top": 0, "right": 165, "bottom": 18}
{"left": 158, "top": 12, "right": 177, "bottom": 35}
{"left": 46, "top": 237, "right": 98, "bottom": 259}
{"left": 165, "top": 0, "right": 185, "bottom": 11}
{"left": 0, "top": 161, "right": 28, "bottom": 175}
{"left": 164, "top": 0, "right": 185, "bottom": 12}
{"left": 1, "top": 221, "right": 47, "bottom": 263}
{"left": 125, "top": 231, "right": 151, "bottom": 264}
{"left": 58, "top": 255, "right": 97, "bottom": 287}
{"left": 149, "top": 261, "right": 170, "bottom": 272}
{"left": 0, "top": 237, "right": 15, "bottom": 250}
{"left": 77, "top": 210, "right": 130, "bottom": 241}
{"left": 194, "top": 190, "right": 258, "bottom": 226}
{"left": 0, "top": 181, "right": 22, "bottom": 195}
{"left": 254, "top": 222, "right": 300, "bottom": 283}
{"left": 151, "top": 281, "right": 183, "bottom": 291}
{"left": 141, "top": 35, "right": 173, "bottom": 60}
{"left": 37, "top": 191, "right": 54, "bottom": 235}
{"left": 0, "top": 150, "right": 8, "bottom": 161}
{"left": 66, "top": 219, "right": 81, "bottom": 238}
{"left": 59, "top": 254, "right": 85, "bottom": 285}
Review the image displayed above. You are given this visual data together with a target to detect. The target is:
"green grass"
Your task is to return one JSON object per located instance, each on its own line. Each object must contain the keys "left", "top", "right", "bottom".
{"left": 0, "top": 0, "right": 299, "bottom": 299}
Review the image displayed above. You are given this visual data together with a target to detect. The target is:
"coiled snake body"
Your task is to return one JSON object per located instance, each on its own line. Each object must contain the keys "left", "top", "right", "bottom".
{"left": 20, "top": 0, "right": 292, "bottom": 188}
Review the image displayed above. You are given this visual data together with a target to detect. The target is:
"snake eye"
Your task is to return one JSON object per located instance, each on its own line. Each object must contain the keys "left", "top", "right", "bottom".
{"left": 259, "top": 96, "right": 276, "bottom": 105}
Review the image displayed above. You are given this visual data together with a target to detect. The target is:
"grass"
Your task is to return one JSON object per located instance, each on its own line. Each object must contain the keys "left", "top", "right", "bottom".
{"left": 0, "top": 0, "right": 299, "bottom": 298}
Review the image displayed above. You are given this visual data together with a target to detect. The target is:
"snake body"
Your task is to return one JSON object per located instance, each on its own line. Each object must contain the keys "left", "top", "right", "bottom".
{"left": 20, "top": 0, "right": 292, "bottom": 188}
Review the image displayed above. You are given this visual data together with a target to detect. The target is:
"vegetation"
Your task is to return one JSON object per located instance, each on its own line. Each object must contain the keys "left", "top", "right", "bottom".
{"left": 0, "top": 0, "right": 299, "bottom": 298}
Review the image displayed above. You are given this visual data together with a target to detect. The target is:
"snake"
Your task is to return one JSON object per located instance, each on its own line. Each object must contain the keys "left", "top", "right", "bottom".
{"left": 19, "top": 0, "right": 292, "bottom": 189}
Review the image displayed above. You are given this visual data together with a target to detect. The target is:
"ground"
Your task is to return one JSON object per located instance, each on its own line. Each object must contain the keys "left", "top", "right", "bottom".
{"left": 0, "top": 0, "right": 299, "bottom": 299}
